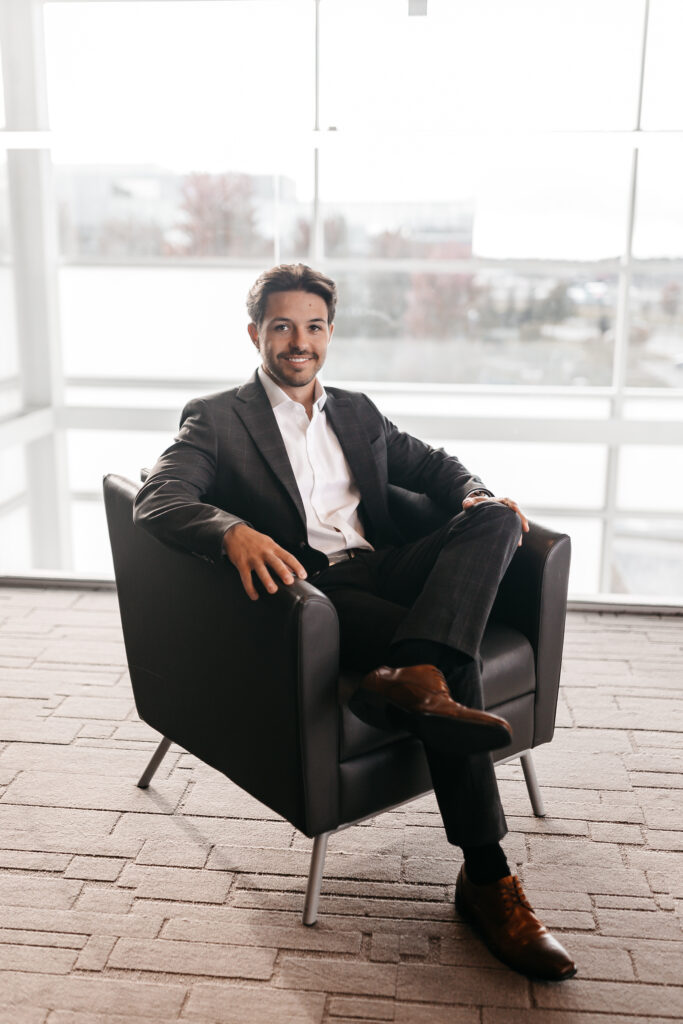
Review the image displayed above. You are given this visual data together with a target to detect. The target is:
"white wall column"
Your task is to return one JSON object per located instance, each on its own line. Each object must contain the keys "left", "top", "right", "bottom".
{"left": 0, "top": 0, "right": 72, "bottom": 569}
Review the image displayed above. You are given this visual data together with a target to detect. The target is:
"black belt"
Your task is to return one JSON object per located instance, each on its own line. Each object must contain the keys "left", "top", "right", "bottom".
{"left": 310, "top": 548, "right": 359, "bottom": 581}
{"left": 326, "top": 548, "right": 359, "bottom": 567}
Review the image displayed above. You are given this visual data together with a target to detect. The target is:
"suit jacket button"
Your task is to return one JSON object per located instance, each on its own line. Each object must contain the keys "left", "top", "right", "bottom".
{"left": 299, "top": 542, "right": 306, "bottom": 549}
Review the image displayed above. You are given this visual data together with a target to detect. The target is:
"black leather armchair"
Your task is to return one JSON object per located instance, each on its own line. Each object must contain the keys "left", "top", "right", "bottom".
{"left": 103, "top": 473, "right": 571, "bottom": 924}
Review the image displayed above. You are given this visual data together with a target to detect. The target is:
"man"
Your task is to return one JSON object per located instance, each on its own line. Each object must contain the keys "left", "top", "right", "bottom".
{"left": 134, "top": 263, "right": 576, "bottom": 981}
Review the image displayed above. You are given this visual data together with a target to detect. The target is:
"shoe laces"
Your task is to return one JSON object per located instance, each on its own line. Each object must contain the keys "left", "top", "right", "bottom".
{"left": 501, "top": 876, "right": 534, "bottom": 913}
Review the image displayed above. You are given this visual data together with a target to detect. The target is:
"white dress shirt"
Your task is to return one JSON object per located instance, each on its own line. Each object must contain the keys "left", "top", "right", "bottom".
{"left": 258, "top": 367, "right": 373, "bottom": 557}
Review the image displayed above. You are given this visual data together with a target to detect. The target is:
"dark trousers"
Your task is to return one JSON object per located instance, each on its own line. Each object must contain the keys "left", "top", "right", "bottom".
{"left": 310, "top": 501, "right": 523, "bottom": 847}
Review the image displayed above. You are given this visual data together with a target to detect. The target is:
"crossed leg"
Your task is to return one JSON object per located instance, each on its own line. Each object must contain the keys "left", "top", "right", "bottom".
{"left": 311, "top": 501, "right": 522, "bottom": 846}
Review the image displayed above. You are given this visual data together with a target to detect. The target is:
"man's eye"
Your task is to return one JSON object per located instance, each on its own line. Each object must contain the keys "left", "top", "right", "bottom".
{"left": 274, "top": 323, "right": 289, "bottom": 331}
{"left": 309, "top": 325, "right": 321, "bottom": 332}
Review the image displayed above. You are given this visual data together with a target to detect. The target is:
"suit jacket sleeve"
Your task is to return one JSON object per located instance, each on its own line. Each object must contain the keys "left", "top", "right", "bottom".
{"left": 133, "top": 397, "right": 246, "bottom": 563}
{"left": 362, "top": 395, "right": 492, "bottom": 509}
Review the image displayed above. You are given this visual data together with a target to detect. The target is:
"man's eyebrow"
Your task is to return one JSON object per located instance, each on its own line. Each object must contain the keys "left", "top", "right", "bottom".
{"left": 271, "top": 316, "right": 327, "bottom": 324}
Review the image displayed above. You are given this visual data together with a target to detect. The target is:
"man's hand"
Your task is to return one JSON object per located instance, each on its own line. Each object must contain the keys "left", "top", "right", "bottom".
{"left": 223, "top": 523, "right": 307, "bottom": 600}
{"left": 462, "top": 494, "right": 530, "bottom": 546}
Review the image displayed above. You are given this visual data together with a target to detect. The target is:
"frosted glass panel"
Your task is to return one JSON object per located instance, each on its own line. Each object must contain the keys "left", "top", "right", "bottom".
{"left": 531, "top": 515, "right": 602, "bottom": 595}
{"left": 60, "top": 267, "right": 260, "bottom": 380}
{"left": 613, "top": 518, "right": 683, "bottom": 598}
{"left": 45, "top": 1, "right": 314, "bottom": 154}
{"left": 641, "top": 0, "right": 683, "bottom": 130}
{"left": 321, "top": 0, "right": 643, "bottom": 133}
{"left": 436, "top": 441, "right": 606, "bottom": 511}
{"left": 67, "top": 430, "right": 176, "bottom": 493}
{"left": 617, "top": 446, "right": 683, "bottom": 512}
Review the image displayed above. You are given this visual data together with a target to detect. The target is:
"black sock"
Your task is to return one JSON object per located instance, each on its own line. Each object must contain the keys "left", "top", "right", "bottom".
{"left": 387, "top": 639, "right": 471, "bottom": 679}
{"left": 462, "top": 842, "right": 510, "bottom": 885}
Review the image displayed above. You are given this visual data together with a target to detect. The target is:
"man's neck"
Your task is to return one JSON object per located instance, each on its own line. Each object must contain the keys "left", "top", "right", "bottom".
{"left": 261, "top": 366, "right": 321, "bottom": 419}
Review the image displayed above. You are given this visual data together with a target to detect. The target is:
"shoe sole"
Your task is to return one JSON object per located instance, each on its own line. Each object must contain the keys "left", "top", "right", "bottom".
{"left": 350, "top": 690, "right": 512, "bottom": 756}
{"left": 455, "top": 883, "right": 578, "bottom": 982}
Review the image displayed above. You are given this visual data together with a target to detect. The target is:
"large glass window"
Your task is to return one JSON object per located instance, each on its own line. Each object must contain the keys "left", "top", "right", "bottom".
{"left": 0, "top": 0, "right": 681, "bottom": 603}
{"left": 0, "top": 154, "right": 21, "bottom": 418}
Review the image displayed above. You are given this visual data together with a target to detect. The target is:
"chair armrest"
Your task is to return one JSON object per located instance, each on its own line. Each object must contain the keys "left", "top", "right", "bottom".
{"left": 104, "top": 473, "right": 341, "bottom": 836}
{"left": 491, "top": 521, "right": 571, "bottom": 745}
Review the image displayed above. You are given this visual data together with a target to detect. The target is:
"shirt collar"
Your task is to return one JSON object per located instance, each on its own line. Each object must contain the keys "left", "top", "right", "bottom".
{"left": 258, "top": 365, "right": 327, "bottom": 412}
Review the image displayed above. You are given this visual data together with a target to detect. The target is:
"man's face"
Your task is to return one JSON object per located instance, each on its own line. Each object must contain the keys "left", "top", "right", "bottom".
{"left": 248, "top": 289, "right": 333, "bottom": 395}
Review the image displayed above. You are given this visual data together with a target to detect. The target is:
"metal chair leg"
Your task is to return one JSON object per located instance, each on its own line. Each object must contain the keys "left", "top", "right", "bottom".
{"left": 520, "top": 749, "right": 545, "bottom": 817}
{"left": 302, "top": 831, "right": 331, "bottom": 926}
{"left": 137, "top": 736, "right": 172, "bottom": 789}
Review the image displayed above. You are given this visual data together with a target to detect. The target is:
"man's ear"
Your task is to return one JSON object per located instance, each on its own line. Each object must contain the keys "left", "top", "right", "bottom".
{"left": 247, "top": 322, "right": 260, "bottom": 350}
{"left": 328, "top": 322, "right": 334, "bottom": 343}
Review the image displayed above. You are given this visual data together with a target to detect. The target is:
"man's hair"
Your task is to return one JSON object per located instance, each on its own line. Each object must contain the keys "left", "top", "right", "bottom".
{"left": 246, "top": 263, "right": 337, "bottom": 327}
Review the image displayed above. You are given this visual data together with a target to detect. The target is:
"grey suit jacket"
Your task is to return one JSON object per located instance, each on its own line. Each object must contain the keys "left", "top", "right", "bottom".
{"left": 133, "top": 372, "right": 490, "bottom": 574}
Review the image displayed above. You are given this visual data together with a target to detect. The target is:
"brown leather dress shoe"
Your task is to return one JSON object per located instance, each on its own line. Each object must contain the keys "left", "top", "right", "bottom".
{"left": 349, "top": 664, "right": 512, "bottom": 756}
{"left": 455, "top": 866, "right": 577, "bottom": 981}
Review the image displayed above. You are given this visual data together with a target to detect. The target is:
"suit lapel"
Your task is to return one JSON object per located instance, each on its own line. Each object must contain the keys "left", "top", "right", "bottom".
{"left": 234, "top": 374, "right": 306, "bottom": 525}
{"left": 324, "top": 391, "right": 386, "bottom": 531}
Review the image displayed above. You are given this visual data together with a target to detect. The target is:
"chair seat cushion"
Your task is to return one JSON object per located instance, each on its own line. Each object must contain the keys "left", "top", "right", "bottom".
{"left": 338, "top": 621, "right": 535, "bottom": 762}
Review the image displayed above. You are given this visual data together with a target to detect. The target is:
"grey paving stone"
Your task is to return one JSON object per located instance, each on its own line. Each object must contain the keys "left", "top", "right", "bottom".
{"left": 594, "top": 908, "right": 683, "bottom": 940}
{"left": 35, "top": 642, "right": 127, "bottom": 668}
{"left": 0, "top": 771, "right": 186, "bottom": 813}
{"left": 525, "top": 836, "right": 624, "bottom": 868}
{"left": 0, "top": 742, "right": 177, "bottom": 777}
{"left": 0, "top": 876, "right": 82, "bottom": 910}
{"left": 46, "top": 1014, "right": 175, "bottom": 1024}
{"left": 518, "top": 865, "right": 651, "bottom": 897}
{"left": 182, "top": 984, "right": 325, "bottom": 1023}
{"left": 0, "top": 971, "right": 187, "bottom": 1017}
{"left": 0, "top": 905, "right": 163, "bottom": 939}
{"left": 483, "top": 1011, "right": 679, "bottom": 1024}
{"left": 645, "top": 829, "right": 683, "bottom": 851}
{"left": 631, "top": 941, "right": 683, "bottom": 983}
{"left": 0, "top": 699, "right": 53, "bottom": 721}
{"left": 0, "top": 1005, "right": 47, "bottom": 1024}
{"left": 180, "top": 777, "right": 282, "bottom": 819}
{"left": 396, "top": 963, "right": 530, "bottom": 1007}
{"left": 0, "top": 929, "right": 86, "bottom": 950}
{"left": 0, "top": 719, "right": 81, "bottom": 745}
{"left": 118, "top": 863, "right": 233, "bottom": 903}
{"left": 108, "top": 936, "right": 276, "bottom": 978}
{"left": 112, "top": 810, "right": 295, "bottom": 848}
{"left": 72, "top": 886, "right": 135, "bottom": 914}
{"left": 0, "top": 946, "right": 78, "bottom": 974}
{"left": 233, "top": 889, "right": 456, "bottom": 922}
{"left": 0, "top": 850, "right": 71, "bottom": 872}
{"left": 533, "top": 979, "right": 683, "bottom": 1016}
{"left": 50, "top": 696, "right": 133, "bottom": 721}
{"left": 370, "top": 934, "right": 400, "bottom": 962}
{"left": 328, "top": 996, "right": 395, "bottom": 1020}
{"left": 276, "top": 956, "right": 397, "bottom": 997}
{"left": 161, "top": 915, "right": 362, "bottom": 954}
{"left": 393, "top": 1008, "right": 480, "bottom": 1024}
{"left": 588, "top": 822, "right": 644, "bottom": 844}
{"left": 135, "top": 838, "right": 211, "bottom": 868}
{"left": 64, "top": 856, "right": 125, "bottom": 881}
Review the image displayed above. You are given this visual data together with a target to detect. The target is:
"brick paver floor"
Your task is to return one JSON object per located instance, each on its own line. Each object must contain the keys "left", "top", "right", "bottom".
{"left": 0, "top": 584, "right": 682, "bottom": 1023}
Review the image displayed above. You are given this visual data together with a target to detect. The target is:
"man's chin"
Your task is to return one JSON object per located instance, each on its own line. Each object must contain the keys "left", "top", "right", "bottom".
{"left": 272, "top": 368, "right": 318, "bottom": 389}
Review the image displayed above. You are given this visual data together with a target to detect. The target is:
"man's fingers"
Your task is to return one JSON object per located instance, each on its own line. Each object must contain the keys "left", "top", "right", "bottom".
{"left": 268, "top": 555, "right": 296, "bottom": 585}
{"left": 254, "top": 563, "right": 279, "bottom": 595}
{"left": 273, "top": 546, "right": 307, "bottom": 579}
{"left": 239, "top": 566, "right": 259, "bottom": 602}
